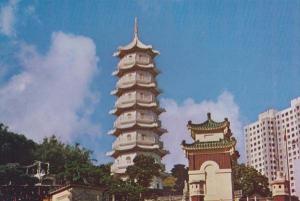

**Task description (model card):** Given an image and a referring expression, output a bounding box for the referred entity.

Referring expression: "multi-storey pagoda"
[182,113,238,201]
[107,18,168,189]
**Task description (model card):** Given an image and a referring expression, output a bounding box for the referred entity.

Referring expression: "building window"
[126,156,131,164]
[141,134,146,140]
[127,134,132,141]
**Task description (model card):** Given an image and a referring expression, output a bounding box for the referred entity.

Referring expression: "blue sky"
[0,0,300,168]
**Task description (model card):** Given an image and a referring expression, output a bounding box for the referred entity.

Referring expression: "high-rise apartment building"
[245,97,300,197]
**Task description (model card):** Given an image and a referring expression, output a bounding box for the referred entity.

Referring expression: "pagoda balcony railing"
[115,112,158,125]
[112,139,163,150]
[114,119,162,129]
[118,53,152,68]
[116,73,155,88]
[115,94,156,107]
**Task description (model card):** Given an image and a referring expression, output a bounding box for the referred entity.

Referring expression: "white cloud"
[0,32,100,142]
[160,91,244,171]
[0,0,19,36]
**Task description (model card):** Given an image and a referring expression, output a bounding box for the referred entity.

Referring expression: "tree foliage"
[34,135,100,185]
[233,163,271,197]
[162,176,177,191]
[0,123,36,165]
[126,155,161,188]
[0,124,111,187]
[171,164,188,194]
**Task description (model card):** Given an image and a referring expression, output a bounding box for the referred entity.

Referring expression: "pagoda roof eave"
[109,126,167,136]
[110,105,165,116]
[112,64,160,77]
[187,113,230,138]
[113,36,160,58]
[109,146,168,158]
[181,138,236,151]
[111,86,161,97]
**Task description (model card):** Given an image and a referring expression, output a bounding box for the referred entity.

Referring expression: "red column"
[191,195,204,201]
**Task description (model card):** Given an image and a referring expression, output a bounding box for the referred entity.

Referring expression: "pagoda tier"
[112,56,160,77]
[107,145,168,158]
[109,90,165,115]
[107,18,168,189]
[110,151,166,175]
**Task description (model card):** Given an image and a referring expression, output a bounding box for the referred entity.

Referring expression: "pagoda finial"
[207,112,211,120]
[134,17,138,38]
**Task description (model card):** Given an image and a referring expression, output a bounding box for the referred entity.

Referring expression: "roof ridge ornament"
[207,112,211,120]
[113,17,160,57]
[134,17,138,39]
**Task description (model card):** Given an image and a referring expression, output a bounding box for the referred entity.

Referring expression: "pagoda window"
[140,112,145,119]
[141,134,146,141]
[127,134,132,141]
[128,93,132,99]
[140,73,145,80]
[126,156,131,164]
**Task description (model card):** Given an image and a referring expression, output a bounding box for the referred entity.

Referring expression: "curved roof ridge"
[187,113,229,131]
[113,18,159,57]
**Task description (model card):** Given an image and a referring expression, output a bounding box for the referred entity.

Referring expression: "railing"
[116,73,154,88]
[118,53,152,67]
[114,113,158,126]
[115,93,156,107]
[112,139,163,149]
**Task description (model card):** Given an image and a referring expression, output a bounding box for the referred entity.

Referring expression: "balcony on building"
[118,52,153,68]
[112,131,163,150]
[113,90,157,108]
[117,71,156,88]
[113,110,161,129]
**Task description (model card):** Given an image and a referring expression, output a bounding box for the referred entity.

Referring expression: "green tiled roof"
[187,113,229,133]
[181,137,236,151]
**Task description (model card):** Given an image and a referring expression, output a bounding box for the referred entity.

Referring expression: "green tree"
[34,135,66,175]
[163,176,177,191]
[0,164,38,185]
[34,136,98,185]
[126,155,162,188]
[109,179,144,201]
[0,123,36,165]
[171,164,188,194]
[0,123,39,186]
[233,163,271,197]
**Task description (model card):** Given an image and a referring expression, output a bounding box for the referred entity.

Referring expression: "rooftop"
[113,18,159,58]
[187,113,230,138]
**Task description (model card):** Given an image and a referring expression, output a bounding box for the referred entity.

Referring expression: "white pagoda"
[107,18,168,189]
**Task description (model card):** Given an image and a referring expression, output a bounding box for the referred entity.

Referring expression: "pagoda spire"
[134,17,138,38]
